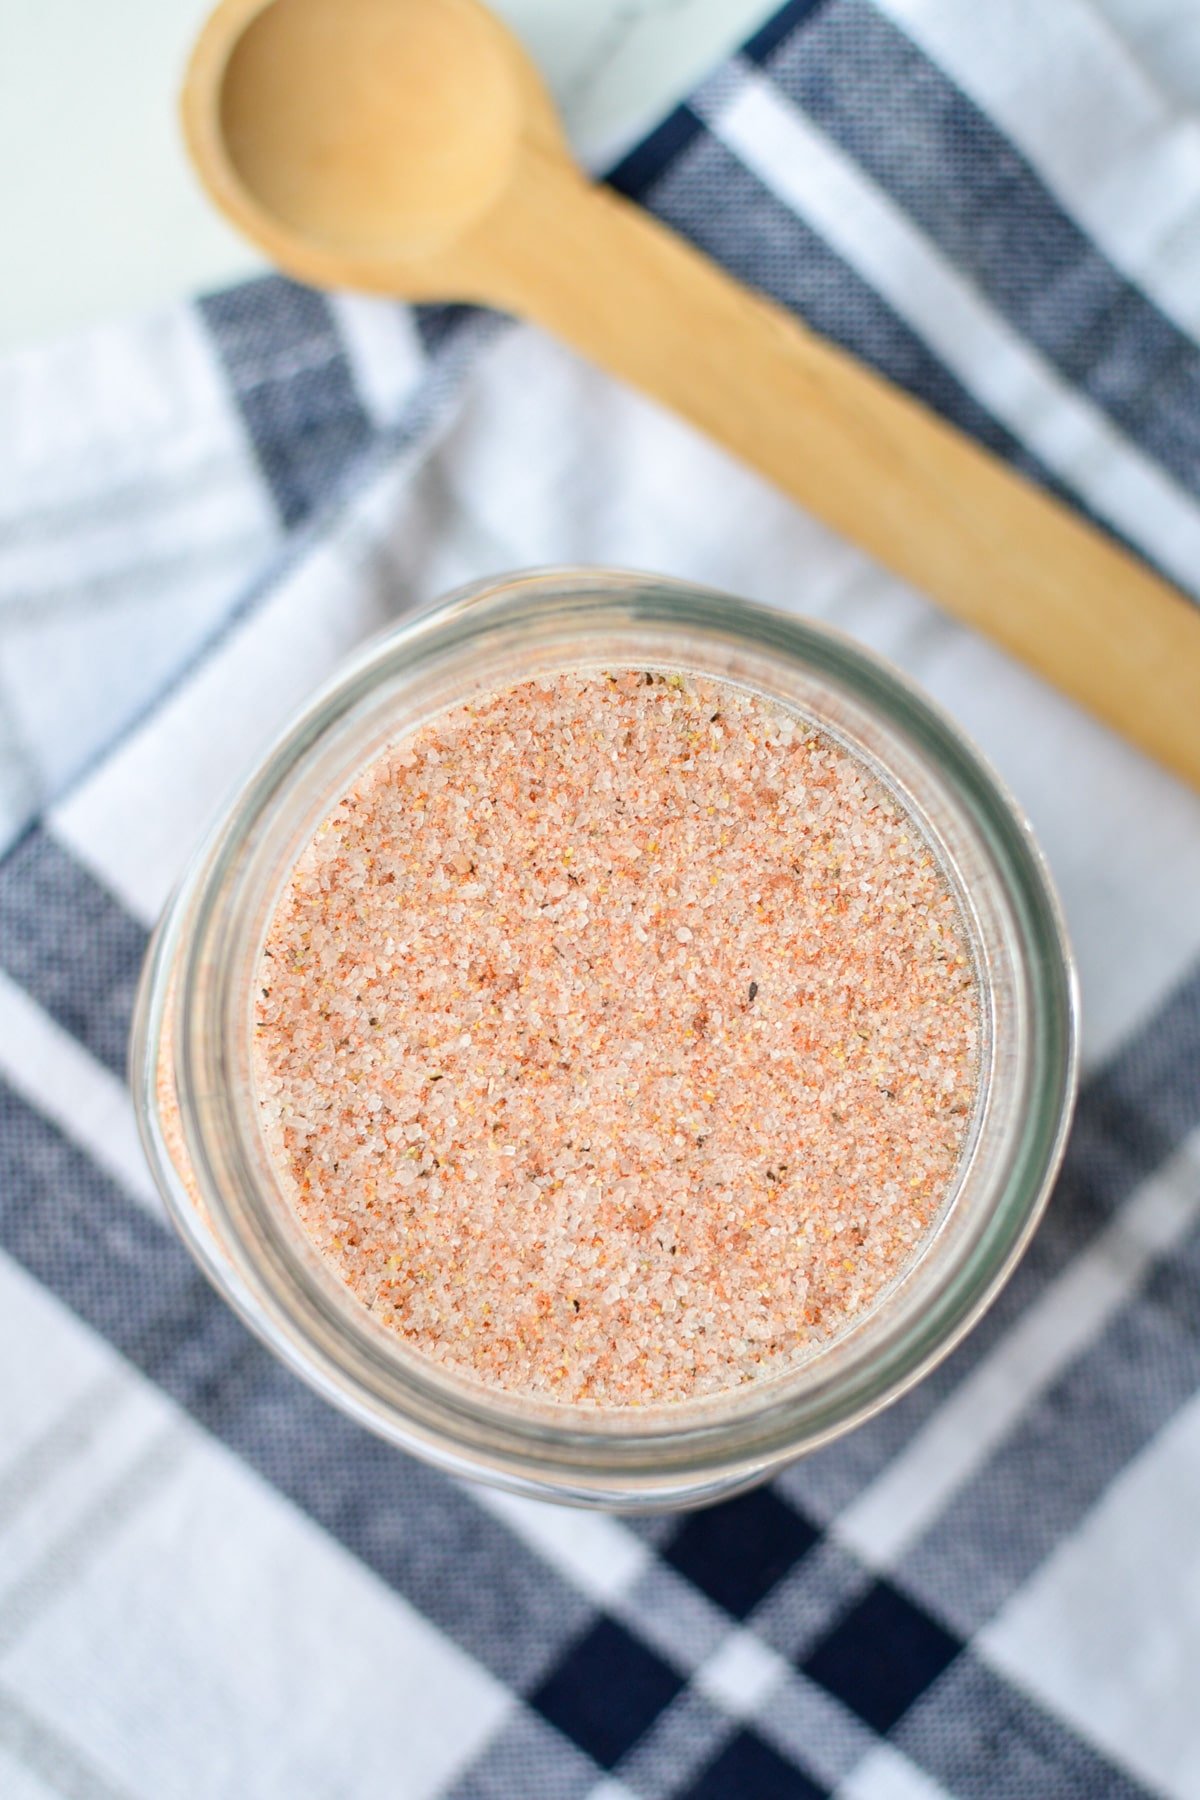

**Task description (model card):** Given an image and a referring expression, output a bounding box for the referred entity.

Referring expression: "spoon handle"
[482,167,1200,789]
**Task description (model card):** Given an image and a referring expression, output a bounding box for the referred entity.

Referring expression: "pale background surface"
[0,0,772,350]
[3,0,1197,352]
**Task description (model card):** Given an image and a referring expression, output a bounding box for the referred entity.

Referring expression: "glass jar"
[130,568,1077,1509]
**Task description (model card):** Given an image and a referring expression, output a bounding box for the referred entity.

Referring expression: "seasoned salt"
[253,671,979,1405]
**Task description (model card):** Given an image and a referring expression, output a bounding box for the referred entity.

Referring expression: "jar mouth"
[133,568,1078,1501]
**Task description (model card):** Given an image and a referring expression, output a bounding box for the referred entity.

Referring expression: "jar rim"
[132,567,1078,1503]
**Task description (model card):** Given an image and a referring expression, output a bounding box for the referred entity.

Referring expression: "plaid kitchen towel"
[4,0,1200,1794]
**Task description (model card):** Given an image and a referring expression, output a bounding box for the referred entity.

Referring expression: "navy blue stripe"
[0,1074,593,1693]
[803,1579,962,1733]
[530,1617,684,1769]
[199,276,374,530]
[608,104,707,200]
[683,1729,828,1800]
[664,1485,819,1618]
[0,825,148,1079]
[765,0,1200,522]
[743,0,832,67]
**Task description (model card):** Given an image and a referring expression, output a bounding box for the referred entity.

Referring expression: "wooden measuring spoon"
[183,0,1200,789]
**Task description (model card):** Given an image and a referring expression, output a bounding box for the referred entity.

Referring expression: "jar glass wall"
[130,569,1077,1509]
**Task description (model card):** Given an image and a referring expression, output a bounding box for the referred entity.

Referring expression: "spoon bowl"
[184,0,568,293]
